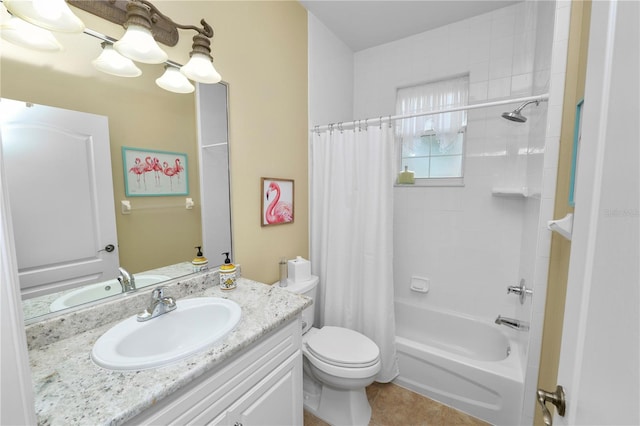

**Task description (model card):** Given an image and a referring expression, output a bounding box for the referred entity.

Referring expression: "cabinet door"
[223,352,302,426]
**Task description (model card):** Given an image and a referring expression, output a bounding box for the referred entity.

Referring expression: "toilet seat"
[306,326,380,368]
[302,327,382,380]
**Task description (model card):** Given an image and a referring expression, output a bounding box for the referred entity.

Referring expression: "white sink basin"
[49,274,170,312]
[91,297,241,371]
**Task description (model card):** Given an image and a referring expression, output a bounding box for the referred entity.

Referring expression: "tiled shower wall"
[352,2,569,423]
[353,2,549,322]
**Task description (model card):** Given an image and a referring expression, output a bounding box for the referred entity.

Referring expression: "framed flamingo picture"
[122,147,188,196]
[261,177,294,226]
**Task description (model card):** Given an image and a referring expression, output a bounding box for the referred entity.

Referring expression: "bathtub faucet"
[495,315,530,331]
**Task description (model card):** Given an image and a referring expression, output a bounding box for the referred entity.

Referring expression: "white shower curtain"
[310,124,399,382]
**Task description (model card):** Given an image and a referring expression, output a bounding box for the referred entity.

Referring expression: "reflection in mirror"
[0,23,232,322]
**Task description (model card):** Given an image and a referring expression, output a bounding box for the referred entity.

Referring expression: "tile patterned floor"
[303,382,490,426]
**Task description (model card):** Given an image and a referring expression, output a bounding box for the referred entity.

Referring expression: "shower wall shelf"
[492,187,530,197]
[547,213,573,240]
[491,187,542,198]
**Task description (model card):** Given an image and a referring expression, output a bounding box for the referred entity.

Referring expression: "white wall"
[354,2,544,321]
[308,13,354,127]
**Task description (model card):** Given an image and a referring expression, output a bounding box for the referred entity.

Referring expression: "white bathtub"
[393,299,524,426]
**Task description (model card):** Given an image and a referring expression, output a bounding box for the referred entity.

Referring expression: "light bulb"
[3,0,85,33]
[181,53,221,84]
[92,43,142,78]
[156,66,195,94]
[114,24,168,64]
[0,15,62,51]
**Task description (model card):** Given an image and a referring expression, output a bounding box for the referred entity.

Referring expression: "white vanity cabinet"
[126,318,303,426]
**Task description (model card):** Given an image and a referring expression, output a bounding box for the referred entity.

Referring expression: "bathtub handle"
[507,279,533,304]
[537,385,566,426]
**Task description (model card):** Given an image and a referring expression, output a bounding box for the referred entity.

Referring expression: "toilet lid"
[306,326,380,368]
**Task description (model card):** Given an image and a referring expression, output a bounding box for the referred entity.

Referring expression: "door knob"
[537,385,566,426]
[98,244,115,253]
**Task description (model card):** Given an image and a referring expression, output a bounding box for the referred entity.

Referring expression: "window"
[396,76,469,182]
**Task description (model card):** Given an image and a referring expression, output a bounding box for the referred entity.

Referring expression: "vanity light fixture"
[0,14,62,51]
[70,0,223,84]
[2,0,223,92]
[92,41,142,78]
[3,0,85,33]
[156,63,195,94]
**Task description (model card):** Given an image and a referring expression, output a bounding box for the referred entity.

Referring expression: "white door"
[0,99,119,298]
[542,1,639,425]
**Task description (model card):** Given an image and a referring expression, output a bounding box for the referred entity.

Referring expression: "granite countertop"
[27,274,310,425]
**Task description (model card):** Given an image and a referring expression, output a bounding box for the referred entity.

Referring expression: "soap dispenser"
[219,252,237,290]
[192,246,209,272]
[397,165,415,184]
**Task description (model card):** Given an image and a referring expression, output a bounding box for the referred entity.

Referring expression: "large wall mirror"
[0,17,232,322]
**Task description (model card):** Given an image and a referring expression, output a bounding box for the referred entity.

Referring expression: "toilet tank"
[279,275,318,334]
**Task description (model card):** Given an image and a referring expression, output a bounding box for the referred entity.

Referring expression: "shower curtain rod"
[311,93,549,133]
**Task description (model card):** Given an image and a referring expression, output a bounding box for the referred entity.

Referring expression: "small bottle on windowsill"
[397,166,415,184]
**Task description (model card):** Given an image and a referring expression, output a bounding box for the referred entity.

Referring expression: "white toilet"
[281,275,381,426]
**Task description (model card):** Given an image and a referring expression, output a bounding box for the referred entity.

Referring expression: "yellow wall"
[0,1,309,283]
[535,1,591,424]
[0,58,201,274]
[169,1,310,283]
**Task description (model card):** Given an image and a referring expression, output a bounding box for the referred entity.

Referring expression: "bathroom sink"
[91,297,241,371]
[49,274,170,312]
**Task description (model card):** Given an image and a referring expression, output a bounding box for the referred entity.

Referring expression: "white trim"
[564,1,617,421]
[555,1,632,424]
[1,143,37,424]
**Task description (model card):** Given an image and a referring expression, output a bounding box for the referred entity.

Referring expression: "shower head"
[501,100,542,123]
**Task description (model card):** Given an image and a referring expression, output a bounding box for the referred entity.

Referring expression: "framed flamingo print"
[123,147,189,196]
[261,177,294,226]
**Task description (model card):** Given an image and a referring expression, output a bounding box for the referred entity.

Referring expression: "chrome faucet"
[117,267,136,292]
[495,315,530,331]
[507,279,533,304]
[137,287,177,322]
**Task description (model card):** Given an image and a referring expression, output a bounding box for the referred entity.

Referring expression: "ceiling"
[299,0,520,52]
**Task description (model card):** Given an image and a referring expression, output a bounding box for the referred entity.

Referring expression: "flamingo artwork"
[264,181,293,225]
[162,161,179,190]
[142,156,160,186]
[151,157,162,185]
[124,148,188,196]
[174,158,184,182]
[128,157,147,189]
